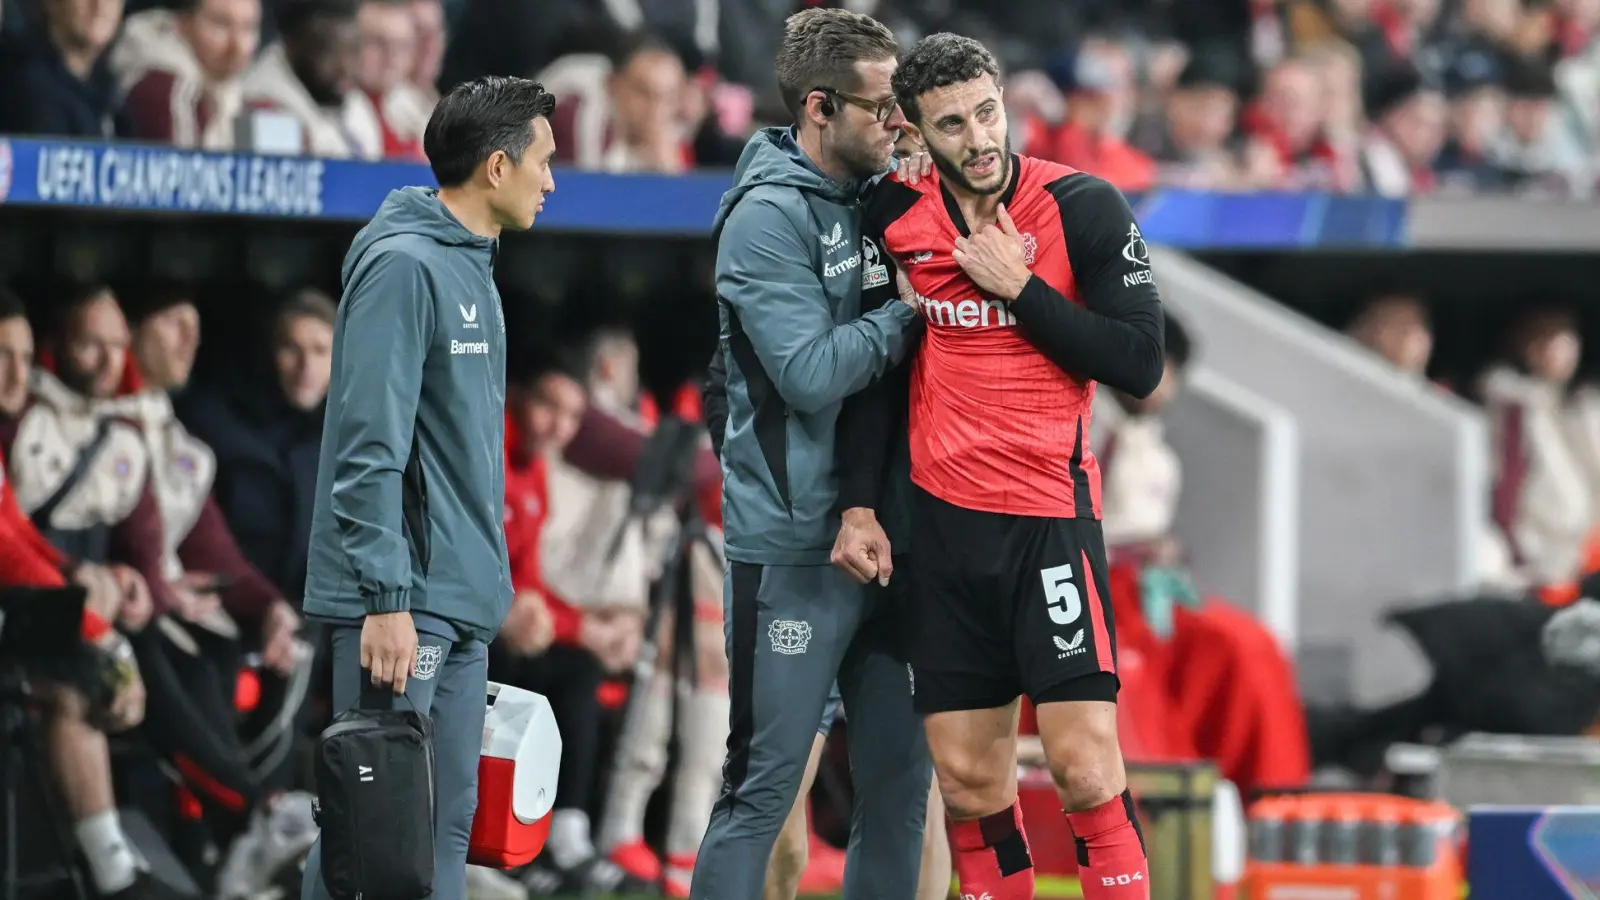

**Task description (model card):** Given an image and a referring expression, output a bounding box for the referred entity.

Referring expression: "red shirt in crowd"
[1035,122,1158,194]
[504,420,583,644]
[367,91,425,160]
[0,447,111,640]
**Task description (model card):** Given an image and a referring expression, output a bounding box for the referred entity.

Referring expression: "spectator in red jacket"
[494,344,650,893]
[500,348,589,653]
[1032,38,1157,192]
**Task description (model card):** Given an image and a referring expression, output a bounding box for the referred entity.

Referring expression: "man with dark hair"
[298,75,557,900]
[839,32,1163,900]
[694,8,934,900]
[241,0,363,155]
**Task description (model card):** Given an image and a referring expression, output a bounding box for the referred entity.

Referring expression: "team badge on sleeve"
[861,238,890,289]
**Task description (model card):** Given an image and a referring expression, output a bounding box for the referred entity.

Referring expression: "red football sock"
[1066,790,1150,899]
[947,804,1035,900]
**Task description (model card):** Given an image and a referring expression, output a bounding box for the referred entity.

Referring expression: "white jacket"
[241,43,366,158]
[10,371,151,534]
[1482,366,1594,585]
[1092,396,1182,549]
[109,9,244,150]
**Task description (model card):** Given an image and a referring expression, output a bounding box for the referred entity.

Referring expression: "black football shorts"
[907,485,1119,715]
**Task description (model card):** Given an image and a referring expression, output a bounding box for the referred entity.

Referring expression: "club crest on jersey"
[1020,232,1037,266]
[861,238,889,289]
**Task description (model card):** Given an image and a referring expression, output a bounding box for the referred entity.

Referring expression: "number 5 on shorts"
[1040,564,1082,625]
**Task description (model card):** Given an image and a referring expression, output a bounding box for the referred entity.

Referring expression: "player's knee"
[1044,719,1124,811]
[934,754,1011,819]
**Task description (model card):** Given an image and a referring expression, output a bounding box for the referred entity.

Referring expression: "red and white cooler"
[468,682,562,868]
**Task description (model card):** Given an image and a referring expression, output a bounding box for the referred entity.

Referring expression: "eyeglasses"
[812,87,899,123]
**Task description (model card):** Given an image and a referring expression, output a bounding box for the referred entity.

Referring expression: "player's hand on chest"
[951,203,1033,300]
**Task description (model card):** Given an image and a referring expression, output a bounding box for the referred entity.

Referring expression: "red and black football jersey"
[844,155,1164,521]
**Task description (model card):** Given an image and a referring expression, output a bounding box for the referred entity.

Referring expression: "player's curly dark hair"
[774,8,898,120]
[891,33,1001,125]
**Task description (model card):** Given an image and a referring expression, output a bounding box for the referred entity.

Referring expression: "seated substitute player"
[837,33,1165,900]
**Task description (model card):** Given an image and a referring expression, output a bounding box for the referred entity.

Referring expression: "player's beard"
[931,135,1012,195]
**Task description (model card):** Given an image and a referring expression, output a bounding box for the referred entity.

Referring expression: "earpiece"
[818,96,836,116]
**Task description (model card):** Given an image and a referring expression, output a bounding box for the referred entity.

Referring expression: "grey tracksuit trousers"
[690,562,930,900]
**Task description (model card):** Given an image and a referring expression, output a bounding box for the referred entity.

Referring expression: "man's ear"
[802,90,830,129]
[484,149,508,187]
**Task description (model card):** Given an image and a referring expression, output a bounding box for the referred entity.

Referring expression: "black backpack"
[313,679,436,899]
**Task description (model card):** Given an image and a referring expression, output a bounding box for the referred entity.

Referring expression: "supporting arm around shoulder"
[717,196,920,414]
[328,250,435,615]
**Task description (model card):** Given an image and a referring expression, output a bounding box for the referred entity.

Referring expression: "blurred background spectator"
[112,0,261,149]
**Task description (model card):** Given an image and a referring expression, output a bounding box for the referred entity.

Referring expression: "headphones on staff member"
[812,88,836,117]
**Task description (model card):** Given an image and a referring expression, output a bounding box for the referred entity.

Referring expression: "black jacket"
[178,386,323,603]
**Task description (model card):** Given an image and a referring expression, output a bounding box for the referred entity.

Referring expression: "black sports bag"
[313,677,436,899]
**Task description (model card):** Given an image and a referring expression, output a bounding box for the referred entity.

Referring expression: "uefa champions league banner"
[0,135,1409,246]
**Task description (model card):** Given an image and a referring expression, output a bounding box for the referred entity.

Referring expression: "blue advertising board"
[1468,806,1600,899]
[0,135,1408,248]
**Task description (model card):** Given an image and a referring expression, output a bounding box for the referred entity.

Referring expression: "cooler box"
[468,682,562,869]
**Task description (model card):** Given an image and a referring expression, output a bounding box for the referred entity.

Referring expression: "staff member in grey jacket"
[298,75,558,900]
[691,10,931,900]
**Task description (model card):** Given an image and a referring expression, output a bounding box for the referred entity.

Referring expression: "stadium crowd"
[2,0,1600,194]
